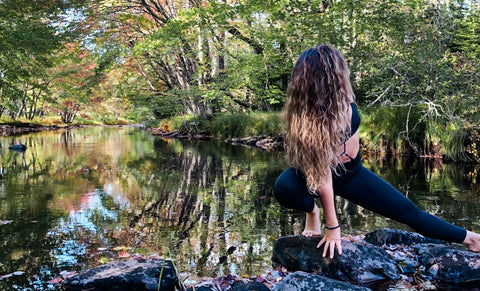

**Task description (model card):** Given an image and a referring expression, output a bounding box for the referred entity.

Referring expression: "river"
[0,126,479,290]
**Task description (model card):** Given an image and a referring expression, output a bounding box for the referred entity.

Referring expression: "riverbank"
[0,123,82,136]
[0,122,135,136]
[151,106,480,162]
[148,127,284,151]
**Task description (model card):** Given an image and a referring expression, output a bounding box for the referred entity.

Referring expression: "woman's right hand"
[317,227,342,259]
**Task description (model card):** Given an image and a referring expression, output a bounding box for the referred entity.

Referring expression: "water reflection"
[0,126,479,290]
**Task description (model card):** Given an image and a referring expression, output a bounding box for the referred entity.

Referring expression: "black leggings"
[274,155,467,243]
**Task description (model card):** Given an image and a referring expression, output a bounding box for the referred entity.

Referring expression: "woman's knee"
[275,167,302,191]
[274,169,298,200]
[274,168,313,212]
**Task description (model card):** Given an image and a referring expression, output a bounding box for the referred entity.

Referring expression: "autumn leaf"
[48,277,63,284]
[118,250,131,258]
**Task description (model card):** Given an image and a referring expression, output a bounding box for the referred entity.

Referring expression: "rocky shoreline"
[62,228,480,290]
[149,128,284,151]
[0,123,81,136]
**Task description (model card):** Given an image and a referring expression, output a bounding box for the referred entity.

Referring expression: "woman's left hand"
[317,228,342,259]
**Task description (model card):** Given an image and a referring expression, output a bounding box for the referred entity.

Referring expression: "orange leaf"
[49,277,62,284]
[118,250,131,258]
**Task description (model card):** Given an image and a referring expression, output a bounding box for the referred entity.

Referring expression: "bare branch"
[367,85,391,107]
[227,27,264,55]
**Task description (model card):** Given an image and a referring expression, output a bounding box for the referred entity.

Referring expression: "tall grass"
[208,111,283,138]
[0,116,61,126]
[157,111,283,138]
[359,104,475,161]
[0,114,123,126]
[441,125,468,161]
[359,105,426,156]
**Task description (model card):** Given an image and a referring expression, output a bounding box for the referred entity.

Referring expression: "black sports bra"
[340,102,360,160]
[349,102,360,138]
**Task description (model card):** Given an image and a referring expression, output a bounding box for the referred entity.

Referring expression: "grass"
[156,111,284,138]
[209,111,283,138]
[0,113,130,127]
[157,259,166,291]
[0,116,61,126]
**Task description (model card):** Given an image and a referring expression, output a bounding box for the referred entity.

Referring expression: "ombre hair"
[283,44,354,191]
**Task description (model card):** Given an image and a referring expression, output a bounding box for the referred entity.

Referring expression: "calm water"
[0,126,479,290]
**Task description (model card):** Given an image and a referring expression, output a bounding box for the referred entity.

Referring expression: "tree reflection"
[0,127,479,290]
[113,138,288,277]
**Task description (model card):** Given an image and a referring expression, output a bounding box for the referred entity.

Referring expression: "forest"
[1,0,480,160]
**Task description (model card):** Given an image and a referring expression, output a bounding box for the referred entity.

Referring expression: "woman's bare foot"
[302,204,322,237]
[463,230,480,252]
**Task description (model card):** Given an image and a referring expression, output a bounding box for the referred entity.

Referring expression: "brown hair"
[283,44,354,191]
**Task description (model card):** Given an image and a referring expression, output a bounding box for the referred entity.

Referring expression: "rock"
[414,243,480,283]
[255,138,274,150]
[245,138,259,146]
[62,258,178,291]
[272,271,371,291]
[256,137,284,151]
[231,280,270,291]
[224,136,283,150]
[8,144,27,152]
[364,228,445,246]
[271,235,399,283]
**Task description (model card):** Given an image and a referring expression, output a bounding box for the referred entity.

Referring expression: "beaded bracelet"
[325,223,341,230]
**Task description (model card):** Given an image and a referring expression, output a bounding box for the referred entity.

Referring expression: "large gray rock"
[62,258,178,291]
[414,243,480,283]
[271,235,399,283]
[364,228,445,246]
[273,271,371,291]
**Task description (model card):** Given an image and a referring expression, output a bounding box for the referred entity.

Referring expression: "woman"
[274,44,480,259]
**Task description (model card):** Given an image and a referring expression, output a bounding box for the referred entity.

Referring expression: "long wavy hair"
[283,44,354,191]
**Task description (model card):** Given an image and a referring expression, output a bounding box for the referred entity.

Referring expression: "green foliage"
[2,0,480,158]
[0,0,87,120]
[359,104,426,155]
[463,127,480,163]
[156,111,283,139]
[157,114,204,133]
[450,1,480,59]
[208,111,283,138]
[73,114,102,126]
[438,123,468,161]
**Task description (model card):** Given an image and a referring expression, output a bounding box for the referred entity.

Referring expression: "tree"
[0,0,88,120]
[48,44,98,123]
[70,0,480,156]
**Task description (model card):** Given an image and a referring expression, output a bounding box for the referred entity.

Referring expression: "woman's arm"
[317,169,343,258]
